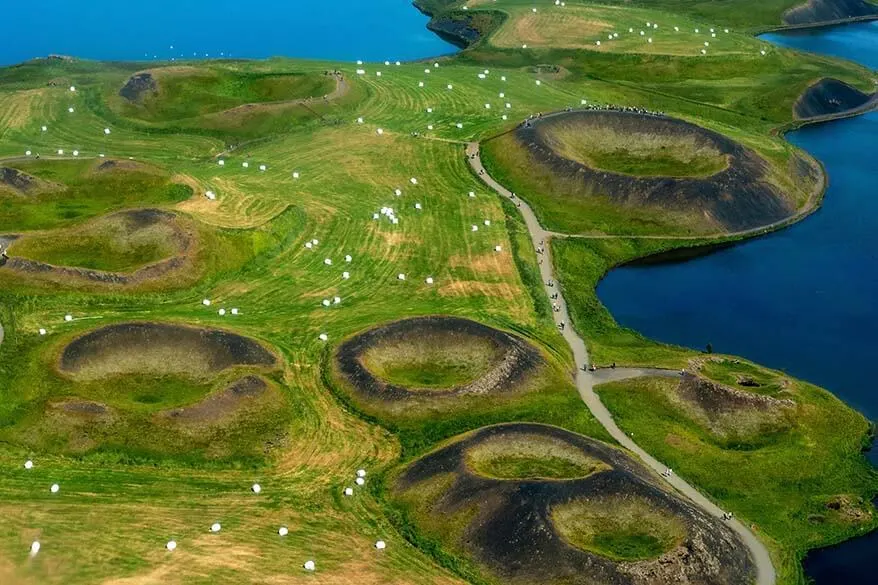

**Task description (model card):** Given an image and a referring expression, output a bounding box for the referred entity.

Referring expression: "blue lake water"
[762,21,878,69]
[597,21,878,585]
[0,0,457,67]
[599,23,878,424]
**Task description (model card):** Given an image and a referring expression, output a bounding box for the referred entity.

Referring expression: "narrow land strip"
[466,141,777,585]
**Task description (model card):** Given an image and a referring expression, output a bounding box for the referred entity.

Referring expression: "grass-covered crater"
[464,430,609,480]
[482,110,815,235]
[393,423,755,585]
[552,495,687,561]
[0,322,287,461]
[335,316,543,401]
[8,208,186,273]
[113,66,337,123]
[59,321,277,380]
[360,326,507,389]
[0,158,191,232]
[541,116,729,178]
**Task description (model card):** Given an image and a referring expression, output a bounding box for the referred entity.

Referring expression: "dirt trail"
[467,141,777,585]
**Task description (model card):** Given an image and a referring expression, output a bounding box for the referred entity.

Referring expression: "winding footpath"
[466,142,776,585]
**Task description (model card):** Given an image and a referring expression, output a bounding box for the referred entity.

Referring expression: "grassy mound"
[0,166,62,196]
[552,495,686,561]
[671,373,795,447]
[393,423,755,585]
[0,159,191,232]
[8,373,288,461]
[0,323,284,461]
[465,431,608,480]
[59,322,277,381]
[595,367,877,580]
[114,67,336,123]
[8,209,182,272]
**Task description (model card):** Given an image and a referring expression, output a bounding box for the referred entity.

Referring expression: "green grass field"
[552,495,686,561]
[111,68,336,123]
[0,2,876,584]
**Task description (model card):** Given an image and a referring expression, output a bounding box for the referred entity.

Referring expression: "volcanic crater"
[394,423,756,585]
[335,316,544,402]
[515,110,797,232]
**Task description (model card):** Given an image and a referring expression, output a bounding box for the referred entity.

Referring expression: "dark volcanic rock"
[795,78,873,119]
[0,167,40,194]
[119,72,157,102]
[396,423,756,585]
[784,0,878,25]
[428,16,483,48]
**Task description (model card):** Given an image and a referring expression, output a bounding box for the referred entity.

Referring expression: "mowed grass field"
[486,1,767,56]
[0,56,592,584]
[0,4,876,584]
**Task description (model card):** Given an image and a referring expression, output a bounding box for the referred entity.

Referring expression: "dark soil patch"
[59,322,277,380]
[1,208,195,286]
[395,423,755,585]
[0,167,58,195]
[159,375,270,424]
[119,72,157,103]
[783,0,878,26]
[335,316,543,402]
[52,399,111,416]
[515,110,794,232]
[92,159,159,175]
[794,78,873,119]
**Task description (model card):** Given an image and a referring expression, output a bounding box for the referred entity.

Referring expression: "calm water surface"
[598,21,878,585]
[0,0,456,66]
[599,22,878,423]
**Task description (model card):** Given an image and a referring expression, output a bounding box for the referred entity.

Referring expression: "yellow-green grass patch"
[8,209,181,273]
[360,328,506,389]
[552,495,686,561]
[112,66,337,123]
[542,116,729,178]
[465,431,610,480]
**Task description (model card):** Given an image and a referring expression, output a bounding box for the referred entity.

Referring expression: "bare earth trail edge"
[466,141,777,585]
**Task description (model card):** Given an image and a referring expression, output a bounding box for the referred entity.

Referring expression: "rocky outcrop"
[119,72,157,103]
[795,78,874,119]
